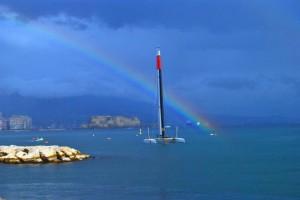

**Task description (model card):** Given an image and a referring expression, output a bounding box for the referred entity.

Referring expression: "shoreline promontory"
[0,145,90,164]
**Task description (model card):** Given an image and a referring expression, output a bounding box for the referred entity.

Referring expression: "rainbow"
[6,16,215,131]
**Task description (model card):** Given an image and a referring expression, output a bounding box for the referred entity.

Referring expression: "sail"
[156,48,165,138]
[144,48,186,144]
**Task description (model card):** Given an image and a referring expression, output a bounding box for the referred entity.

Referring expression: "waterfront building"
[0,117,8,130]
[9,115,32,130]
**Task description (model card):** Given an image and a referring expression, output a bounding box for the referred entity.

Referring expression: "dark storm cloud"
[0,0,300,121]
[53,17,88,30]
[0,0,272,31]
[206,78,258,90]
[280,76,300,95]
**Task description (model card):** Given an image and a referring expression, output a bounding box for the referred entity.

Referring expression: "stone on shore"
[0,145,90,164]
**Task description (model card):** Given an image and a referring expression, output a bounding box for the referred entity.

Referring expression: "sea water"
[0,126,300,200]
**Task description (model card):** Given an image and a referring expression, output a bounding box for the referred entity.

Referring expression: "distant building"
[9,115,32,130]
[0,116,8,130]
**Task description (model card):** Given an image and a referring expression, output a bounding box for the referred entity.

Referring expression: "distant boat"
[144,48,185,144]
[210,131,217,136]
[32,137,44,142]
[139,128,143,135]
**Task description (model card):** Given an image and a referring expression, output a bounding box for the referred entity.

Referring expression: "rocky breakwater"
[0,145,90,164]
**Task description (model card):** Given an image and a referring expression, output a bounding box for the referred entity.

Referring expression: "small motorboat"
[32,137,44,142]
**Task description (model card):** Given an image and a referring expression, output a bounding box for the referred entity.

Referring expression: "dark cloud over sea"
[0,0,299,122]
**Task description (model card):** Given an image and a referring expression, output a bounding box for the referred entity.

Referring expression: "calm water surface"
[0,126,300,200]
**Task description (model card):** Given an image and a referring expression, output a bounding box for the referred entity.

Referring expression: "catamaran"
[144,48,186,144]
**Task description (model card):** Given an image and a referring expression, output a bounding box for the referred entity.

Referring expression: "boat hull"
[144,137,185,144]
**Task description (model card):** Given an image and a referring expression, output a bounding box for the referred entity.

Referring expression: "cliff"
[88,115,140,128]
[0,145,90,164]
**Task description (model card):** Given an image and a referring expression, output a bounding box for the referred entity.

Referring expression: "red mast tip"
[156,48,162,70]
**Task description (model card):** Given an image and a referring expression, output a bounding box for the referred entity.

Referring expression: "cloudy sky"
[0,0,299,122]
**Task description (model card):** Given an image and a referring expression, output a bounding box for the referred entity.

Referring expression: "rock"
[39,146,60,162]
[15,148,42,163]
[0,145,90,164]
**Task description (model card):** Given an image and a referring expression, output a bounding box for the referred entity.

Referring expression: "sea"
[0,126,300,200]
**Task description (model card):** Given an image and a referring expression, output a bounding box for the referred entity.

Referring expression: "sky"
[0,0,299,123]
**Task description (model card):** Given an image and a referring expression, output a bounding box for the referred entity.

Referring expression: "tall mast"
[156,48,166,138]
